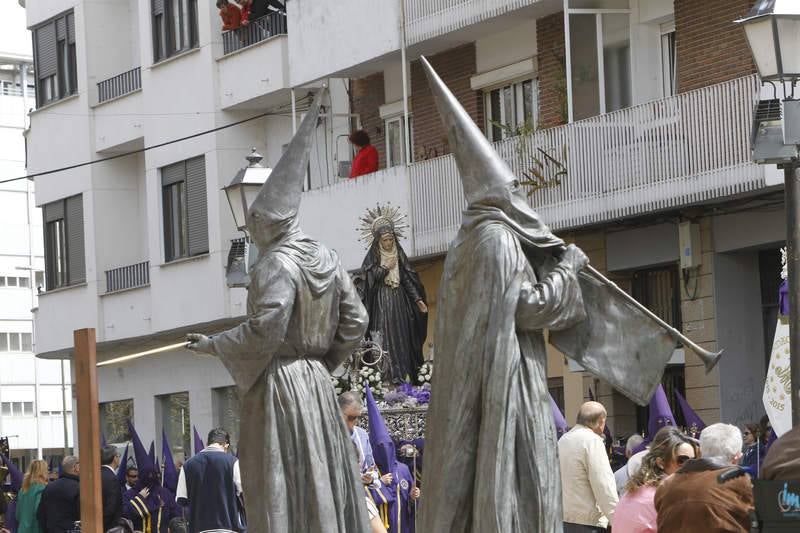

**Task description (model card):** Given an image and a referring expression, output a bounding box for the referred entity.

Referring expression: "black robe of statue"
[358,240,427,383]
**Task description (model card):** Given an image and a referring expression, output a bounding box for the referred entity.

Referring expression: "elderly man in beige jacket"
[558,401,618,533]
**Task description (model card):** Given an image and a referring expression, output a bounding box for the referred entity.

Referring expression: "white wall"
[475,19,538,74]
[0,1,32,61]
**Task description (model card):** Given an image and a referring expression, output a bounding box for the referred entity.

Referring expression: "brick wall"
[350,72,387,169]
[410,43,483,160]
[675,0,756,93]
[536,12,567,129]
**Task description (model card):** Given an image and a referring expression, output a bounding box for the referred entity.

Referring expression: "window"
[632,265,681,329]
[7,276,17,287]
[660,23,676,98]
[100,399,134,444]
[567,10,631,120]
[385,116,414,168]
[43,194,85,290]
[161,156,208,262]
[484,79,538,142]
[212,387,241,447]
[35,271,45,291]
[0,333,32,353]
[1,402,35,417]
[152,0,199,63]
[32,11,77,107]
[157,392,190,457]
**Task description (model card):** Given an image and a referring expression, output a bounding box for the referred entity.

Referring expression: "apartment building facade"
[1,1,73,468]
[23,0,782,450]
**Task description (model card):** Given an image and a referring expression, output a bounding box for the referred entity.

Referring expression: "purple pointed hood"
[193,426,204,456]
[675,390,705,438]
[780,279,789,316]
[116,444,130,486]
[365,386,396,475]
[148,440,156,464]
[549,394,569,438]
[2,456,23,492]
[161,429,179,494]
[648,385,676,439]
[127,421,159,490]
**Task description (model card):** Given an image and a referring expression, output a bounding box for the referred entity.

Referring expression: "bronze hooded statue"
[415,57,709,532]
[187,90,370,533]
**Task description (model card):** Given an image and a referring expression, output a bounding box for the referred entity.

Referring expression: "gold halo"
[357,203,409,248]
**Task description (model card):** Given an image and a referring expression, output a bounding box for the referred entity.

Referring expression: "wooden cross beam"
[74,328,103,533]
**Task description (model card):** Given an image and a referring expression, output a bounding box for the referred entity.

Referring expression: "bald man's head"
[576,401,607,434]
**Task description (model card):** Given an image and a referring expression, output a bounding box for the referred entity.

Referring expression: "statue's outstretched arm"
[324,265,368,371]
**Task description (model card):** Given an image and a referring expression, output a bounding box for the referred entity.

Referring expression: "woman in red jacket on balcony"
[349,129,379,179]
[217,0,242,31]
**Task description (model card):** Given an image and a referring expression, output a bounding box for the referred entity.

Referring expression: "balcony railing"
[105,261,149,293]
[403,0,544,44]
[408,75,764,256]
[222,12,288,56]
[97,67,141,104]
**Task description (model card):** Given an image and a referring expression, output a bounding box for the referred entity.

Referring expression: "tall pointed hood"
[193,426,205,455]
[549,394,569,439]
[127,421,161,497]
[647,384,676,439]
[675,390,706,438]
[419,56,562,251]
[247,89,326,228]
[148,440,156,464]
[161,429,179,493]
[116,444,130,486]
[2,456,23,492]
[419,56,515,204]
[365,386,396,475]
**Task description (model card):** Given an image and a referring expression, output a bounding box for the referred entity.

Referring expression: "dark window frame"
[152,0,199,63]
[32,9,77,107]
[43,194,84,290]
[160,156,208,262]
[163,180,188,262]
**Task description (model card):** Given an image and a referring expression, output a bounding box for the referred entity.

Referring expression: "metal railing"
[408,75,765,256]
[105,261,149,293]
[97,67,141,104]
[222,11,288,55]
[403,0,543,44]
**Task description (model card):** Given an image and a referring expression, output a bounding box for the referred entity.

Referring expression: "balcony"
[218,13,290,109]
[104,261,150,293]
[403,0,553,45]
[97,67,141,104]
[222,12,287,55]
[94,69,144,153]
[301,75,766,259]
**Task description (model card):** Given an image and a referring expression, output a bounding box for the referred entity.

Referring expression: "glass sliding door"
[569,14,601,121]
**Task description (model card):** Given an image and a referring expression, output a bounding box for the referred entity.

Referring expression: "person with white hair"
[654,423,754,532]
[613,434,645,496]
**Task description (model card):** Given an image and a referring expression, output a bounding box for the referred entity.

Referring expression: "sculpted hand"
[416,300,428,313]
[560,244,589,272]
[381,473,393,486]
[186,333,214,354]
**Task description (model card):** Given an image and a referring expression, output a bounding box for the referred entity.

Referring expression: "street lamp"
[223,149,270,287]
[223,148,271,232]
[738,0,800,427]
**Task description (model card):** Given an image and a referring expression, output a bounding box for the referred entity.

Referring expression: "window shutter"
[185,156,208,256]
[65,194,85,284]
[161,161,186,186]
[35,23,57,79]
[56,17,66,41]
[153,0,165,15]
[43,200,64,223]
[67,13,76,44]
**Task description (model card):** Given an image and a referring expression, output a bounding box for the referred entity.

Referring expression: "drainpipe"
[400,0,411,166]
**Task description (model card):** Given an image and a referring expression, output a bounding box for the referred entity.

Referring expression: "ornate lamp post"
[223,148,271,232]
[737,0,800,426]
[223,149,271,287]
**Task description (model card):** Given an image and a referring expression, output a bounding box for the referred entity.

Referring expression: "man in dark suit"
[101,445,123,531]
[38,456,81,533]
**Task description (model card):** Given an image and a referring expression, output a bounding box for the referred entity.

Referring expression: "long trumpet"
[583,264,722,373]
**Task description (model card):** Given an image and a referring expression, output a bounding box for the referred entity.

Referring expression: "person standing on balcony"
[349,130,379,178]
[217,0,242,31]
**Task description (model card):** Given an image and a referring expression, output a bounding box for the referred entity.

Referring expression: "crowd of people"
[0,428,242,533]
[557,401,800,532]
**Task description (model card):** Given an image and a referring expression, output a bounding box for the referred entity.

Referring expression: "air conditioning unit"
[226,237,250,288]
[751,99,799,164]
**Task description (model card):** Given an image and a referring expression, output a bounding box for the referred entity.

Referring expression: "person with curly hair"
[612,426,697,532]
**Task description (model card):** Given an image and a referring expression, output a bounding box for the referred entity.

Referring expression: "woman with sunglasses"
[612,426,698,532]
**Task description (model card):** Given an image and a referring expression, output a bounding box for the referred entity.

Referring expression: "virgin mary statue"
[356,205,428,383]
